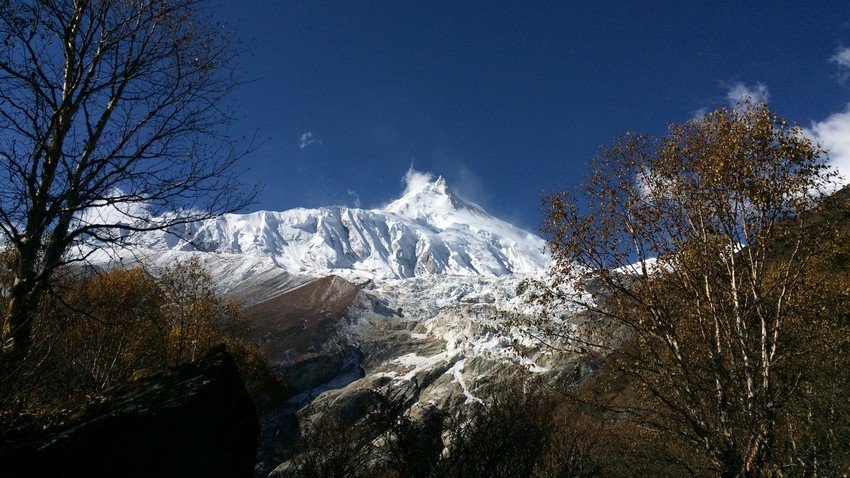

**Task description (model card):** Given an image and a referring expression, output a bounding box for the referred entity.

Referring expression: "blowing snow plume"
[400,167,436,196]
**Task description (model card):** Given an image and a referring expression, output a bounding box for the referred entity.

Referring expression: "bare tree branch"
[0,0,256,357]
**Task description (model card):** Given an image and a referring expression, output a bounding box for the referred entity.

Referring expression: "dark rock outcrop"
[0,346,259,478]
[244,275,360,362]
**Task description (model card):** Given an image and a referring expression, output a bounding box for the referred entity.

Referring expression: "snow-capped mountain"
[87,170,586,476]
[131,170,549,279]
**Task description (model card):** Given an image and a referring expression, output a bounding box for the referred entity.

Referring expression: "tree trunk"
[718,441,774,478]
[2,243,43,359]
[719,451,746,478]
[3,289,36,358]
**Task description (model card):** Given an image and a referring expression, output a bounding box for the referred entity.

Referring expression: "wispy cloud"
[725,82,771,107]
[690,82,771,120]
[347,189,362,208]
[690,107,709,120]
[830,46,850,82]
[806,105,850,185]
[452,163,491,210]
[299,132,322,150]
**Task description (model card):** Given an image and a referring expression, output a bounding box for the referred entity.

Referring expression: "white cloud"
[830,46,850,82]
[726,82,771,107]
[347,189,361,208]
[689,82,770,119]
[401,166,435,196]
[690,107,708,120]
[73,189,153,243]
[807,104,850,185]
[299,132,322,150]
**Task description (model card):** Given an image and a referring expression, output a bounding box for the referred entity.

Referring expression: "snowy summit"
[129,169,550,279]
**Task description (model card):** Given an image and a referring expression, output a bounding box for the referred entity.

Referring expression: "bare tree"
[540,104,850,476]
[0,0,254,357]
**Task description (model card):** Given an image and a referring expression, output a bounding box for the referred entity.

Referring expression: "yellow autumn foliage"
[0,256,283,418]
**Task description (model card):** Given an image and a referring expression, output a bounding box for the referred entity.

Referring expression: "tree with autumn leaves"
[541,104,850,477]
[0,257,283,424]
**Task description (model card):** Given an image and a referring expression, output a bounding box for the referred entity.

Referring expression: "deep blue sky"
[213,1,850,232]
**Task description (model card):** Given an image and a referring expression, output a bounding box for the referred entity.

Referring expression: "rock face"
[243,274,367,402]
[245,275,360,362]
[290,273,582,428]
[0,346,259,478]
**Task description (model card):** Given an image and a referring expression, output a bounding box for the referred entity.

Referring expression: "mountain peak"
[385,169,485,219]
[109,166,549,279]
[434,175,447,189]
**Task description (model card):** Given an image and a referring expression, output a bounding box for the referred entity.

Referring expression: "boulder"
[0,346,259,478]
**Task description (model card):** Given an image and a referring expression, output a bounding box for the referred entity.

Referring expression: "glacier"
[115,171,549,279]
